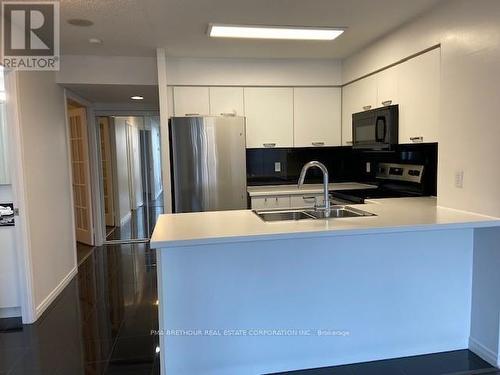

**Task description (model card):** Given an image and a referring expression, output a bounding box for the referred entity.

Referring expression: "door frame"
[67,104,95,246]
[65,90,104,246]
[93,110,159,245]
[97,117,116,227]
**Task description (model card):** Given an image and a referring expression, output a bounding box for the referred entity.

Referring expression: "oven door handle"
[375,116,387,142]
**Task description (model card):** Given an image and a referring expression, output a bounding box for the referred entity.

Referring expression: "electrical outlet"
[454,170,464,188]
[366,162,371,173]
[274,162,281,173]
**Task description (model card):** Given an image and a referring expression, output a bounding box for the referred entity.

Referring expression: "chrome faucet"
[298,161,331,218]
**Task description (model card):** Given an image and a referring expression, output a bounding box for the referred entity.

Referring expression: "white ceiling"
[64,84,159,106]
[61,0,441,59]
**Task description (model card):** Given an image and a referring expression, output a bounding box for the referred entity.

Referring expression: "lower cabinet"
[251,196,291,210]
[290,194,324,208]
[251,194,324,210]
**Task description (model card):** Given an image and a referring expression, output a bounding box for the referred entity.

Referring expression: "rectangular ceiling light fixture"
[208,24,345,41]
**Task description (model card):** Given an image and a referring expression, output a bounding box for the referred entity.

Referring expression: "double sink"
[254,206,375,222]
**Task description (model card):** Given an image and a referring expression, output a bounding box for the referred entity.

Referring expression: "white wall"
[113,116,145,223]
[342,0,500,217]
[166,57,342,86]
[128,119,144,209]
[114,118,132,224]
[471,227,500,367]
[56,55,157,85]
[147,116,163,200]
[16,71,77,316]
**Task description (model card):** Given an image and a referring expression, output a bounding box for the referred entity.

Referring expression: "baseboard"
[35,266,78,320]
[469,336,499,367]
[120,211,132,226]
[0,306,21,318]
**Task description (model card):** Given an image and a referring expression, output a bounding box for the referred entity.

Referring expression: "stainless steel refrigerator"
[170,116,247,213]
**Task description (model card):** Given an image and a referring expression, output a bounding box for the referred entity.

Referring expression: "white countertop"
[150,197,500,248]
[247,182,377,197]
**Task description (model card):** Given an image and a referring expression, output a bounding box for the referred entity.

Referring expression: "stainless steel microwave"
[352,105,398,150]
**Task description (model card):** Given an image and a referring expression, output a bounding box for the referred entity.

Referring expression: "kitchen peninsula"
[151,197,500,375]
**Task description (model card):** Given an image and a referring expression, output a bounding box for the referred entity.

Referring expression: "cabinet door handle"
[263,143,276,148]
[185,113,200,116]
[311,142,325,146]
[381,100,392,106]
[362,105,372,111]
[346,140,353,145]
[302,196,316,202]
[410,136,423,143]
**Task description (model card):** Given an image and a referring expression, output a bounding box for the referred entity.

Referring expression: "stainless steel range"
[330,163,427,204]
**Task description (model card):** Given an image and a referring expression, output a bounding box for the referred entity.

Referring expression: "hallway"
[106,195,164,242]
[0,244,160,374]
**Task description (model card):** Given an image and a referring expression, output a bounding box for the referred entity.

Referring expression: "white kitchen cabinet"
[398,48,440,144]
[251,195,291,210]
[376,64,399,107]
[209,87,245,116]
[243,88,294,148]
[341,75,377,146]
[173,87,210,116]
[341,48,440,146]
[293,88,341,147]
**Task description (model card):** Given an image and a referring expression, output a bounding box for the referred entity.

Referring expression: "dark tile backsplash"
[247,143,438,195]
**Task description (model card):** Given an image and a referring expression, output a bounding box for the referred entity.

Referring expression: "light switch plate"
[366,162,371,173]
[454,170,464,188]
[274,162,281,173]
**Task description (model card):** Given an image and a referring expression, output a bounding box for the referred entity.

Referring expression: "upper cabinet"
[376,65,399,107]
[341,48,440,146]
[209,87,244,116]
[244,88,294,148]
[294,88,341,147]
[398,48,440,144]
[341,75,377,145]
[173,87,210,116]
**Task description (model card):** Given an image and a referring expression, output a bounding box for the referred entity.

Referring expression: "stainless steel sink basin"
[253,210,315,222]
[305,206,376,219]
[253,206,375,222]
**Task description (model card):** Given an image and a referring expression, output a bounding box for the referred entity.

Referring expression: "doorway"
[67,99,94,247]
[97,115,163,243]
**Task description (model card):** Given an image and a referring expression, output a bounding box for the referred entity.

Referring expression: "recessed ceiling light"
[89,38,103,44]
[131,96,144,100]
[208,24,345,41]
[67,18,94,27]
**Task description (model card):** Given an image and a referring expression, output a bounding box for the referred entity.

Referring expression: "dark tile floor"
[269,350,498,375]
[106,195,164,242]
[0,243,159,375]
[1,242,499,375]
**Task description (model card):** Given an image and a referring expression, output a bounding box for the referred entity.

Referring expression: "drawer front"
[251,196,291,209]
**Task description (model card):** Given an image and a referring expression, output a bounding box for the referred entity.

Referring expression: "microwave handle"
[375,116,387,142]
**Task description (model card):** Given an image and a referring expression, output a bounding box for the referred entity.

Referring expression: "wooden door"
[98,117,115,227]
[68,107,94,245]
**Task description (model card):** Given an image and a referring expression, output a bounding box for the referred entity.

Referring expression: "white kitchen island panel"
[156,228,474,375]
